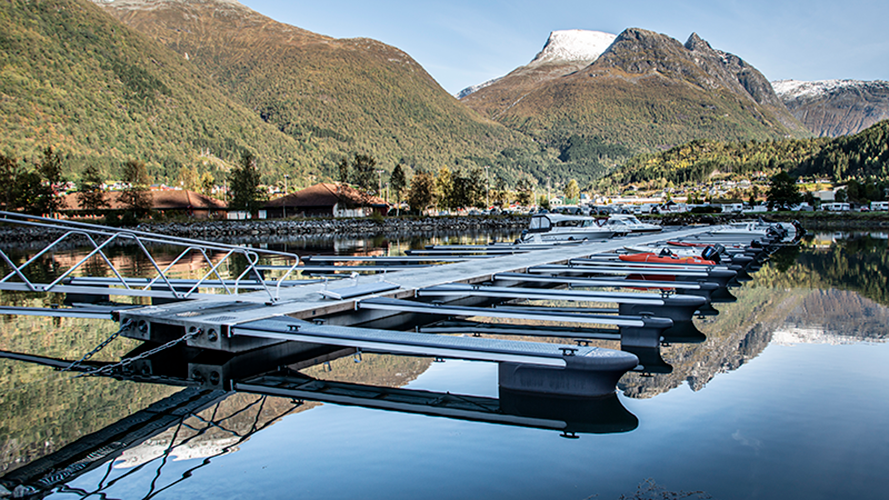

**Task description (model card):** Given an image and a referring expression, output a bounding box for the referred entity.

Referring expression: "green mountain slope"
[797,119,889,179]
[0,0,311,181]
[462,29,810,180]
[96,0,540,181]
[597,119,888,190]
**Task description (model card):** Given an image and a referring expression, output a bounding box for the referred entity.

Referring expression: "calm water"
[1,230,888,499]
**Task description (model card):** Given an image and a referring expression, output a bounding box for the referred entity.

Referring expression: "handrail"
[0,211,300,303]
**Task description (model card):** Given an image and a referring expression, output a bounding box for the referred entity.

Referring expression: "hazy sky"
[239,0,889,95]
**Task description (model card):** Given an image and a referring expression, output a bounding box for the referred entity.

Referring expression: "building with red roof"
[62,190,227,218]
[264,183,388,218]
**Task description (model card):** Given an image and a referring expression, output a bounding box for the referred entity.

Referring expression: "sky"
[238,0,889,96]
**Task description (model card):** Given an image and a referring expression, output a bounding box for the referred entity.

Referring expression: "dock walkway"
[118,227,712,337]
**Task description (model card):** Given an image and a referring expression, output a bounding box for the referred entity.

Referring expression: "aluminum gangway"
[105,227,711,339]
[0,214,718,395]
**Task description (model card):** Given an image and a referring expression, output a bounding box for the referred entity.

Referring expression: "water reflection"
[619,232,889,400]
[0,340,639,497]
[1,230,888,499]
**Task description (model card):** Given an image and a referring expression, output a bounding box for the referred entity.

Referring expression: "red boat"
[619,252,717,266]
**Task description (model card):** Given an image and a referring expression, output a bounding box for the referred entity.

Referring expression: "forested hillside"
[0,0,310,182]
[797,119,889,179]
[96,0,543,184]
[596,120,888,190]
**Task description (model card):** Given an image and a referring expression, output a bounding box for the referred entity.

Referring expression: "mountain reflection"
[619,232,889,399]
[0,346,641,497]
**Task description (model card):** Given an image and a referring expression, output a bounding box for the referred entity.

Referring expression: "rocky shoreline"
[0,216,531,248]
[135,215,530,240]
[0,213,886,249]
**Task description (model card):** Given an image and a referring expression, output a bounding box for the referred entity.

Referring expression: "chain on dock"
[74,327,202,379]
[60,319,132,373]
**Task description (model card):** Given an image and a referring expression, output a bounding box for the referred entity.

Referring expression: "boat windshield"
[606,215,644,226]
[555,220,581,228]
[528,215,551,231]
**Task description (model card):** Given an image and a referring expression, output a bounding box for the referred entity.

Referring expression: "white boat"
[676,220,800,245]
[600,214,662,235]
[520,213,616,243]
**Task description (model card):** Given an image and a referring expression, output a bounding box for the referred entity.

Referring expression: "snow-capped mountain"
[528,29,616,66]
[459,28,807,155]
[455,77,503,99]
[772,79,889,137]
[456,29,615,98]
[773,79,885,99]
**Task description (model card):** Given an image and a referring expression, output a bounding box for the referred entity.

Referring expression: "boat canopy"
[528,214,603,233]
[603,214,644,226]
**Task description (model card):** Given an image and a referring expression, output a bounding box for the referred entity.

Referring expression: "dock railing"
[0,211,301,303]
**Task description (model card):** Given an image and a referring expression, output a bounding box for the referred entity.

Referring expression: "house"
[263,183,388,218]
[62,190,227,218]
[813,190,836,202]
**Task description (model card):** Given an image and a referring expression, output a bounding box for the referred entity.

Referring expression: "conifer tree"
[337,157,350,185]
[199,172,215,198]
[77,164,109,215]
[349,154,377,195]
[37,147,66,216]
[228,151,265,214]
[120,159,152,216]
[390,164,407,203]
[0,153,19,211]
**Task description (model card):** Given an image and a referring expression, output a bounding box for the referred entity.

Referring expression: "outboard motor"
[701,245,721,264]
[516,229,529,244]
[792,220,805,241]
[658,248,674,257]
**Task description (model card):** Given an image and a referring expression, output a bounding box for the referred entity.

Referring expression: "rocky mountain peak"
[594,27,694,76]
[772,79,889,136]
[684,32,712,52]
[596,28,786,110]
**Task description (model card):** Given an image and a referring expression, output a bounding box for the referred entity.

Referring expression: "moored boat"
[520,213,616,243]
[599,214,662,235]
[619,252,717,266]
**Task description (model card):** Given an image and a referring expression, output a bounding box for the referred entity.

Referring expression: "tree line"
[0,146,163,224]
[595,120,889,193]
[0,145,268,224]
[339,158,582,214]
